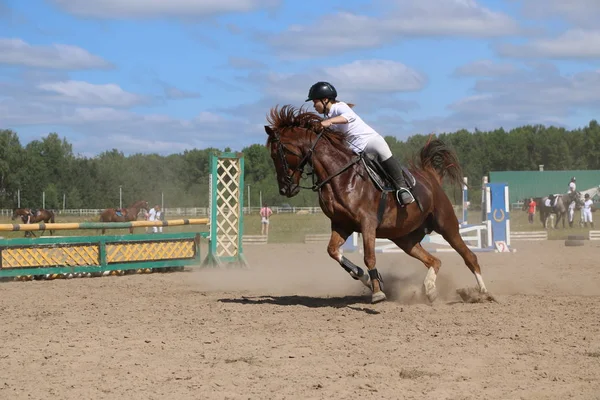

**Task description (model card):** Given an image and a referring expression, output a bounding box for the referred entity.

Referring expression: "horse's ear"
[264,126,274,136]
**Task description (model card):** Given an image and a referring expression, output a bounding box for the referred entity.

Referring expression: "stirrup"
[395,188,415,206]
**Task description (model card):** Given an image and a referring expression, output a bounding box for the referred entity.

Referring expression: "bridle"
[269,127,360,193]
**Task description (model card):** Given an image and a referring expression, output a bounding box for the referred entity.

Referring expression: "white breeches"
[364,135,393,162]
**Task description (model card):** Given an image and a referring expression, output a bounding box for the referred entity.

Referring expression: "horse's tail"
[50,211,55,224]
[418,137,463,188]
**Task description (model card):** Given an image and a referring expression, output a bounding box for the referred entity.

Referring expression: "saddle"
[115,209,127,217]
[360,153,417,193]
[359,153,422,218]
[546,194,560,208]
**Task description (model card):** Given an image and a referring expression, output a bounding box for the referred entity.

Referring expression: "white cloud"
[50,0,280,18]
[497,29,600,59]
[410,64,600,134]
[0,98,260,155]
[0,38,112,69]
[228,56,266,70]
[453,59,518,77]
[267,0,521,58]
[163,86,201,100]
[37,81,145,107]
[253,59,426,105]
[323,60,426,92]
[518,0,600,29]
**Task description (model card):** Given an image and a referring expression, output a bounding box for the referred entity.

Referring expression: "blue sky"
[1,0,599,156]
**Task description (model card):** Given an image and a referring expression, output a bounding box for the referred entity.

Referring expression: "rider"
[567,176,577,202]
[305,81,414,206]
[26,208,37,224]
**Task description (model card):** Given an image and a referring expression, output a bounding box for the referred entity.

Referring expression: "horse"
[11,208,56,237]
[264,105,492,304]
[538,192,583,229]
[98,200,149,234]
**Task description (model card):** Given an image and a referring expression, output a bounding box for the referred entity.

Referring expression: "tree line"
[1,120,599,210]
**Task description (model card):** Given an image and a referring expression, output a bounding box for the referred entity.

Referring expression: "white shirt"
[569,182,576,192]
[326,102,380,152]
[148,208,157,221]
[583,199,593,211]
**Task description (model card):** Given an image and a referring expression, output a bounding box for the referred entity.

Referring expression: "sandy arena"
[1,240,599,399]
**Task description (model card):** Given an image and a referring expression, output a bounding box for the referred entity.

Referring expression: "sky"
[1,0,599,157]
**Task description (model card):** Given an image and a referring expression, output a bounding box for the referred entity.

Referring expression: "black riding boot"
[381,157,414,206]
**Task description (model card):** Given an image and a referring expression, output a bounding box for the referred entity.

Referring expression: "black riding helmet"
[306,81,337,102]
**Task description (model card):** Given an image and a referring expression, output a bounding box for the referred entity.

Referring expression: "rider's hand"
[321,120,332,128]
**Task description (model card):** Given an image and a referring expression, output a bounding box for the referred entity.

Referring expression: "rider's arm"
[322,115,348,127]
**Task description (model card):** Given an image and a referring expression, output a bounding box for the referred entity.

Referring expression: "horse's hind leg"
[439,227,488,294]
[393,232,442,303]
[327,225,370,289]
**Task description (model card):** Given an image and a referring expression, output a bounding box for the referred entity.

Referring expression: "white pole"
[161,192,164,211]
[63,193,66,211]
[119,186,122,209]
[248,185,251,214]
[43,191,45,209]
[17,189,20,208]
[259,191,262,209]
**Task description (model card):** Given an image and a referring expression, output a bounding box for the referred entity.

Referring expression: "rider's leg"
[364,135,414,205]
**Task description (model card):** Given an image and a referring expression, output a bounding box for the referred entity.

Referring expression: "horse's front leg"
[326,227,370,289]
[362,227,386,303]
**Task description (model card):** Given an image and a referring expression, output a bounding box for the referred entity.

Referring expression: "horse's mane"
[265,105,351,152]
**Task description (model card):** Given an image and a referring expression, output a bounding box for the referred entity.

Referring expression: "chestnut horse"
[265,105,490,304]
[12,208,56,237]
[99,200,149,234]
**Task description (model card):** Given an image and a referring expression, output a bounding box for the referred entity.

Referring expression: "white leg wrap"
[475,272,487,293]
[423,267,437,296]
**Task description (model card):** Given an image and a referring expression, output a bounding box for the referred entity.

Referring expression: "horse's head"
[11,208,28,220]
[264,105,332,197]
[130,200,149,211]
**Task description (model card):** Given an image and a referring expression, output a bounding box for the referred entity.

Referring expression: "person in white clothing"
[147,205,157,233]
[568,200,576,228]
[305,81,414,206]
[567,176,577,204]
[582,194,594,228]
[154,205,163,233]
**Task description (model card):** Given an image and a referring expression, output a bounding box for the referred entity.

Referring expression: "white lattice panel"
[216,158,241,257]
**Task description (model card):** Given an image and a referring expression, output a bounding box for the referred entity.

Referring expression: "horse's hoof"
[371,291,387,304]
[456,288,498,303]
[426,288,439,303]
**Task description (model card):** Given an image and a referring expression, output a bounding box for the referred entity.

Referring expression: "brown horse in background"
[265,105,492,304]
[12,208,56,237]
[99,200,149,234]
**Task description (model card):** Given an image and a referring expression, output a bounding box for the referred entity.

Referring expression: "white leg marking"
[475,272,487,293]
[423,267,437,296]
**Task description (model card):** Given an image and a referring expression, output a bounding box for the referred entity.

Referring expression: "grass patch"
[0,207,594,243]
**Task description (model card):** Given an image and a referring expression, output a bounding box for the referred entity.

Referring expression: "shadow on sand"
[218,295,381,314]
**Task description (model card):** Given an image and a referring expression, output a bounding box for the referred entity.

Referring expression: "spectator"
[260,202,273,236]
[583,194,594,228]
[153,205,163,233]
[148,205,157,233]
[527,198,536,224]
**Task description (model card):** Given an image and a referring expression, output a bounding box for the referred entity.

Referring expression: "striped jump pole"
[0,218,209,232]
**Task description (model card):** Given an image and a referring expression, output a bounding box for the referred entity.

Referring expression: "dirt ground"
[1,240,600,400]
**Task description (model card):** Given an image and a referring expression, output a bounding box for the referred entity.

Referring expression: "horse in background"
[99,200,149,234]
[536,192,583,229]
[11,208,56,237]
